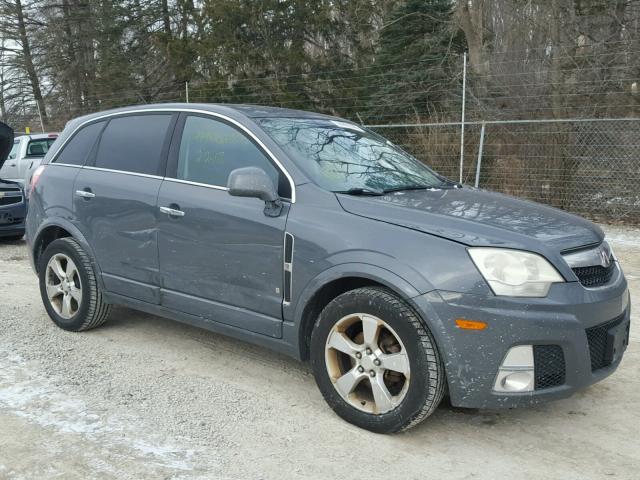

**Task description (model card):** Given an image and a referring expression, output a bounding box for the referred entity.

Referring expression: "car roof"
[15,133,59,140]
[66,102,349,127]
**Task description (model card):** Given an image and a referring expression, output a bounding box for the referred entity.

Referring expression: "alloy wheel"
[45,253,82,319]
[324,313,410,414]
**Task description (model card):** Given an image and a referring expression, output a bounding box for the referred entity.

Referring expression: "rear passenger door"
[73,113,177,304]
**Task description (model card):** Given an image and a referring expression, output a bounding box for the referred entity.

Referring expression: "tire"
[38,237,112,332]
[310,287,445,433]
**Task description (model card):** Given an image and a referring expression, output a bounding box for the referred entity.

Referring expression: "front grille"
[0,185,23,207]
[572,263,615,288]
[586,314,626,371]
[533,345,565,389]
[0,195,22,206]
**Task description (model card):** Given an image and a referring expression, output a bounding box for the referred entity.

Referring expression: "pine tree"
[366,0,463,123]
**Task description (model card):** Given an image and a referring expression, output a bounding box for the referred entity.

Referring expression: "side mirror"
[227,167,283,217]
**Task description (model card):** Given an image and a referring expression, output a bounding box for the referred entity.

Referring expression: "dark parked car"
[0,122,26,241]
[23,104,630,433]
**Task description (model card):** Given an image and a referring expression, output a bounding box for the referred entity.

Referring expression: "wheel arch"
[32,219,98,277]
[291,263,426,361]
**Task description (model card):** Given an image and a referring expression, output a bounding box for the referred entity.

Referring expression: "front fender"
[294,262,423,318]
[282,262,430,359]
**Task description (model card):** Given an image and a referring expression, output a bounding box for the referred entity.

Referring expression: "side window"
[94,114,172,175]
[176,116,289,197]
[54,122,104,166]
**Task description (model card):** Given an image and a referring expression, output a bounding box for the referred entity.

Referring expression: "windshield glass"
[257,117,444,192]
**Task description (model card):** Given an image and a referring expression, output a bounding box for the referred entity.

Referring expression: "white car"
[0,133,59,192]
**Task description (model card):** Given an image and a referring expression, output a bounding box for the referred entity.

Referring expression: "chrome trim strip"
[49,162,82,169]
[81,166,164,180]
[48,107,297,202]
[163,177,229,192]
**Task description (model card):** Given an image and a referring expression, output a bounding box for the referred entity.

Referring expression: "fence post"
[459,52,467,184]
[474,121,485,188]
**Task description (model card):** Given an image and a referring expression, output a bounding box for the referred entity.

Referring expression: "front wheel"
[310,287,445,433]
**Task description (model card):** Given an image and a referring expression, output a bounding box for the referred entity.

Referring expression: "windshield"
[257,117,445,193]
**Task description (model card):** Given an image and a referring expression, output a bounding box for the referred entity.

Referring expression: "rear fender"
[31,218,104,289]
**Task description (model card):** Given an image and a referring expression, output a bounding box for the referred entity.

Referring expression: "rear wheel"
[38,237,111,331]
[310,287,445,433]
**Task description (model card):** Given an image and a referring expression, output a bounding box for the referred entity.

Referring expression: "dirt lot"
[0,226,638,480]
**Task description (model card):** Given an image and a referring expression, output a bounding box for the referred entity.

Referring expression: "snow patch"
[601,225,640,249]
[0,351,206,473]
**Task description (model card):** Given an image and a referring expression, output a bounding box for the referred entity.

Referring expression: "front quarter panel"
[283,184,491,327]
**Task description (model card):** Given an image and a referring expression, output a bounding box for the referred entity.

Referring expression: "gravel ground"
[0,225,638,479]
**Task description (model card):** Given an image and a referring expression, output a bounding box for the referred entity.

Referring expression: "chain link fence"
[12,110,640,224]
[368,118,640,224]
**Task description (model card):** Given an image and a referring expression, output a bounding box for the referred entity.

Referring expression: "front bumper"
[413,264,630,409]
[0,200,26,237]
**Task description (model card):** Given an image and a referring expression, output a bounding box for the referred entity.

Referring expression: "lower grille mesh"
[533,345,565,389]
[586,314,625,371]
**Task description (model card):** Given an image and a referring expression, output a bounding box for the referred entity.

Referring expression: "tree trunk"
[61,0,83,111]
[456,0,486,76]
[162,0,172,37]
[549,0,564,119]
[15,0,47,127]
[0,38,7,119]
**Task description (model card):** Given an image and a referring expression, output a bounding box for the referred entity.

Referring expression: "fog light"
[493,345,535,393]
[495,370,535,392]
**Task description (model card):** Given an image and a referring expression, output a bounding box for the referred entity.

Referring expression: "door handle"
[75,189,95,199]
[160,206,185,217]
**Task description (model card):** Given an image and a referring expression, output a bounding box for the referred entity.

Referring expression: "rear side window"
[94,114,172,175]
[54,122,104,165]
[27,138,57,157]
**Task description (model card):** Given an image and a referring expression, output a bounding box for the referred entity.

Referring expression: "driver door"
[157,113,290,337]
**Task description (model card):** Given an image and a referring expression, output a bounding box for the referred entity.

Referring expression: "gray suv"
[24,104,630,433]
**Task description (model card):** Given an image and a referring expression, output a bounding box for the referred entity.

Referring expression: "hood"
[337,187,603,252]
[0,121,14,174]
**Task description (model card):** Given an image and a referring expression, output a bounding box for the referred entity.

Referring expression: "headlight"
[468,248,564,297]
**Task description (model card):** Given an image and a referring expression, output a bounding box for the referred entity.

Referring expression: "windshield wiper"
[383,185,436,193]
[384,180,462,193]
[335,187,385,196]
